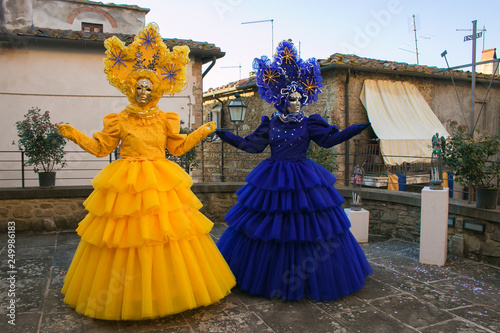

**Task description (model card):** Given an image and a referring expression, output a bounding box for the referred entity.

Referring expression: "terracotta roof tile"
[205,53,500,94]
[4,27,223,54]
[320,53,499,80]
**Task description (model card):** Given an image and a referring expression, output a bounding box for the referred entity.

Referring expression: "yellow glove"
[167,122,216,156]
[57,123,76,142]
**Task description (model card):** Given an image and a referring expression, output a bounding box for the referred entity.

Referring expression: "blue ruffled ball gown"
[215,114,373,301]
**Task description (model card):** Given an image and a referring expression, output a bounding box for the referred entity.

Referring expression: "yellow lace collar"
[125,104,160,118]
[123,105,162,126]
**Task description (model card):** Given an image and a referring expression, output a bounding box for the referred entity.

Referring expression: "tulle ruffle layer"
[245,158,336,191]
[76,158,210,247]
[62,236,236,320]
[217,228,373,301]
[77,210,213,248]
[236,183,345,213]
[225,204,350,242]
[91,158,192,193]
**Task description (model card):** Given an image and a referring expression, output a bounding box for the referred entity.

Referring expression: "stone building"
[0,0,224,187]
[202,53,500,188]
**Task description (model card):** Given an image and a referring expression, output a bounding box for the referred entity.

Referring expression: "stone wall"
[0,198,87,232]
[1,185,499,266]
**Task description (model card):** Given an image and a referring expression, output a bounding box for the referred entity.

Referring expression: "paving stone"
[15,233,57,248]
[330,305,418,332]
[419,318,490,332]
[352,276,401,301]
[0,312,41,333]
[231,286,275,307]
[313,295,370,314]
[118,313,188,332]
[429,277,500,307]
[370,264,472,309]
[450,305,500,332]
[183,293,273,332]
[52,245,77,267]
[248,298,349,332]
[369,294,454,329]
[15,245,54,259]
[370,255,460,283]
[56,231,81,247]
[40,312,119,332]
[0,257,53,279]
[0,277,47,313]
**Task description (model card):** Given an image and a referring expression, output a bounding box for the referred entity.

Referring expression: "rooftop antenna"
[412,14,419,65]
[399,14,431,65]
[221,63,242,80]
[242,19,274,56]
[457,23,486,50]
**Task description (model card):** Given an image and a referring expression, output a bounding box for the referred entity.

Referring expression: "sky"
[116,0,500,91]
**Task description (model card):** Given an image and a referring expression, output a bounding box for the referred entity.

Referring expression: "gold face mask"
[134,78,153,106]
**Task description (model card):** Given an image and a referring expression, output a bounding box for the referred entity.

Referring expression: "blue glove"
[357,123,371,131]
[215,130,226,139]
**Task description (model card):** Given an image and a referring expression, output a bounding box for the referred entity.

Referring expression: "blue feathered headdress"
[253,40,323,113]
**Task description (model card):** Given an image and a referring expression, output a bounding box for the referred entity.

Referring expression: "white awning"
[360,80,449,166]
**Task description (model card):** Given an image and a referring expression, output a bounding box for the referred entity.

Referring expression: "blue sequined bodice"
[269,117,310,161]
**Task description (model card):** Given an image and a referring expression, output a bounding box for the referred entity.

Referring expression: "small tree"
[440,122,500,189]
[15,107,67,173]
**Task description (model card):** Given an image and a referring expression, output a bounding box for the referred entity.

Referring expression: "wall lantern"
[227,93,247,123]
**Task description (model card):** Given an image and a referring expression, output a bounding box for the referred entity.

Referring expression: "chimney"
[477,48,499,75]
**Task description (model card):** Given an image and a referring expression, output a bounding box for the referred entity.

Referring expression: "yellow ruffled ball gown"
[60,108,236,320]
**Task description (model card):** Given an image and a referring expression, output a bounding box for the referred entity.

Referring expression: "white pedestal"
[419,187,449,266]
[344,208,369,243]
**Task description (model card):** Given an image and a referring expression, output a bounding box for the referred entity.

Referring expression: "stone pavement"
[0,224,499,333]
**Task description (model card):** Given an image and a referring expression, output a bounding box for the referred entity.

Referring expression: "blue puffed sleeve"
[215,116,270,153]
[308,114,370,148]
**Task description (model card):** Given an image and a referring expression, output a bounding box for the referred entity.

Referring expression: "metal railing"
[1,146,497,205]
[0,150,119,188]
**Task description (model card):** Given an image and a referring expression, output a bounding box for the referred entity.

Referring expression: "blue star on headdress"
[161,63,180,83]
[139,29,157,50]
[110,49,126,69]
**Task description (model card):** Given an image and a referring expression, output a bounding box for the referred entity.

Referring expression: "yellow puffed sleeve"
[57,114,121,158]
[165,112,215,156]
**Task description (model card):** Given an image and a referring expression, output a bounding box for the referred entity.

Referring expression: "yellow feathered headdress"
[103,23,190,103]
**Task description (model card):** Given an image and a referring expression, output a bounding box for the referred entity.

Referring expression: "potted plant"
[15,107,67,187]
[440,121,500,209]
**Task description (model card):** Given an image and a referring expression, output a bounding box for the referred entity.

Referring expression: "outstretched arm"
[308,114,370,148]
[57,114,120,157]
[166,112,216,156]
[215,116,270,153]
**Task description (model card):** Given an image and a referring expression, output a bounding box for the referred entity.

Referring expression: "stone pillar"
[345,208,369,243]
[419,187,449,266]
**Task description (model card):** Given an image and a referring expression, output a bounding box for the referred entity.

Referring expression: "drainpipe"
[344,68,351,186]
[202,56,217,78]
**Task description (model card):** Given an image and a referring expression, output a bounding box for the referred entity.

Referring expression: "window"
[82,23,103,33]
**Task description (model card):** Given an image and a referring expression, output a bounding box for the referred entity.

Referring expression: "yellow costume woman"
[57,24,235,320]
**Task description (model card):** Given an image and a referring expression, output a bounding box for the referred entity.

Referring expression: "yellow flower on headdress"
[103,23,190,99]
